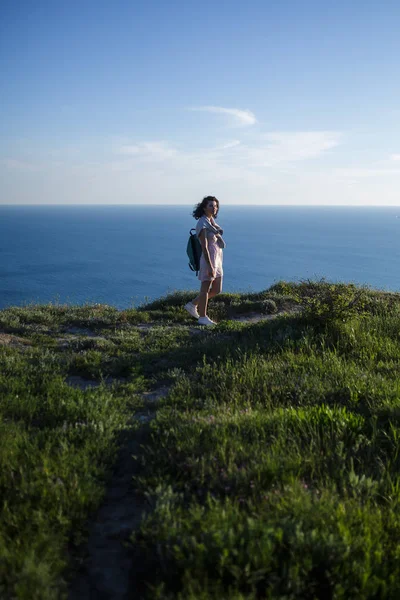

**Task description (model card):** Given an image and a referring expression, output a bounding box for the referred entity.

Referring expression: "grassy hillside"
[2,282,400,599]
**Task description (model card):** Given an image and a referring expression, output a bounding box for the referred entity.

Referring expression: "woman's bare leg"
[194,280,212,317]
[191,282,207,307]
[208,277,223,299]
[190,277,222,319]
[192,277,222,306]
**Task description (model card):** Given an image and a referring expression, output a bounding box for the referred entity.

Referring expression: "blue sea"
[1,205,400,310]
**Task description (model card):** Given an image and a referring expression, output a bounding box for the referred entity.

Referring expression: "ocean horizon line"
[2,204,400,209]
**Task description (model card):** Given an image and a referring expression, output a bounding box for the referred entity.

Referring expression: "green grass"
[2,282,400,599]
[0,342,144,599]
[129,283,400,599]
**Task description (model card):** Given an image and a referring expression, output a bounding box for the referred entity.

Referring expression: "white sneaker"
[198,316,216,326]
[184,302,199,319]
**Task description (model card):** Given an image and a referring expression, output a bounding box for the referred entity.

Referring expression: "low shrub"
[294,279,368,325]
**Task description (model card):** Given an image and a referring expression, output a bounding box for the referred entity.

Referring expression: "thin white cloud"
[189,106,257,126]
[117,145,141,155]
[1,158,41,172]
[111,131,341,178]
[116,141,178,160]
[4,141,400,205]
[259,131,342,163]
[210,131,342,169]
[333,167,400,178]
[390,153,400,161]
[1,129,352,204]
[215,140,241,150]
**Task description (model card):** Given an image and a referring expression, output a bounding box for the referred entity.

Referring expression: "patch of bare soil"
[0,332,32,347]
[56,334,113,353]
[68,387,169,600]
[63,326,101,337]
[65,375,127,390]
[231,307,300,324]
[232,312,277,323]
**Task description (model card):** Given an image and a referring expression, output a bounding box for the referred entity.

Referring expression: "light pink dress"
[196,217,224,282]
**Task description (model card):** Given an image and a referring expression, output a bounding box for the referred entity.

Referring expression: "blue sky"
[1,0,400,205]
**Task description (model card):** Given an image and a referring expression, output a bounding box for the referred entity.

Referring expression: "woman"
[185,196,226,326]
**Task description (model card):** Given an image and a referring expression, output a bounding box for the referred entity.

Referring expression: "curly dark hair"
[192,196,220,220]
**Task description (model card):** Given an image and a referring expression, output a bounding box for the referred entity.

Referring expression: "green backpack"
[186,228,202,274]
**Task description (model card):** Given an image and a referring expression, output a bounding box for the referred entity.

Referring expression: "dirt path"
[68,387,169,600]
[67,313,288,598]
[0,332,32,348]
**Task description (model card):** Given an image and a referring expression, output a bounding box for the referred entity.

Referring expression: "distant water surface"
[1,205,399,309]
